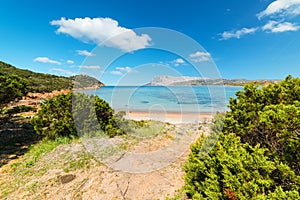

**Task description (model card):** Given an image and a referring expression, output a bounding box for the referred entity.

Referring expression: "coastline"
[123,110,216,124]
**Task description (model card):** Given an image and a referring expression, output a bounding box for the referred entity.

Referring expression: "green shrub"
[31,92,122,139]
[184,133,299,199]
[224,75,300,173]
[73,92,122,137]
[181,76,300,199]
[0,74,28,109]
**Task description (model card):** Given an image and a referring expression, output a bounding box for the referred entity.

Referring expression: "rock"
[8,154,17,159]
[60,174,76,184]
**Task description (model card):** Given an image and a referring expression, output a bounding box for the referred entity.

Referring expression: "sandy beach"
[123,110,216,124]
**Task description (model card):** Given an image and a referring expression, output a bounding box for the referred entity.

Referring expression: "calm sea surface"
[81,86,243,113]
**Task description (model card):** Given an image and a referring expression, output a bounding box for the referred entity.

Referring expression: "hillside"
[71,74,104,89]
[0,61,104,92]
[150,75,279,86]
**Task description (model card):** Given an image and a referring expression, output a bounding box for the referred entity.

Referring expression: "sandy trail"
[124,110,215,124]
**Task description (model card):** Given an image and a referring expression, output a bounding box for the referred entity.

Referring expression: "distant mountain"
[149,75,279,86]
[71,74,104,89]
[0,61,104,93]
[151,76,200,86]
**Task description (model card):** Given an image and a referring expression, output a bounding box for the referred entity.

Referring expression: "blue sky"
[1,0,300,85]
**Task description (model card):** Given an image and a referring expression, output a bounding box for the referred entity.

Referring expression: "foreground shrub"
[31,92,122,139]
[184,132,299,199]
[224,75,300,173]
[181,76,300,199]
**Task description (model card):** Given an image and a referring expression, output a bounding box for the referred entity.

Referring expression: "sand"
[123,110,215,124]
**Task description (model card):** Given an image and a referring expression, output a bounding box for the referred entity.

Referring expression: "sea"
[80,86,243,113]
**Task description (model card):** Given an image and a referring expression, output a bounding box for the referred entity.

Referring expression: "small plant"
[24,137,72,167]
[63,152,93,172]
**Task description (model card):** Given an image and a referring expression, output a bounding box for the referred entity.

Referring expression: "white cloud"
[50,68,74,76]
[116,66,136,73]
[80,65,101,69]
[263,20,300,32]
[76,50,95,57]
[220,27,258,40]
[111,66,137,76]
[189,51,211,62]
[51,17,152,52]
[257,0,300,19]
[111,71,123,76]
[175,58,185,64]
[173,58,186,66]
[67,60,74,64]
[219,0,300,40]
[34,57,61,65]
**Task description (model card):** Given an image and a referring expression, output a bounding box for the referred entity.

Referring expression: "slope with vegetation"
[0,61,104,93]
[71,74,104,89]
[0,61,104,167]
[0,73,39,167]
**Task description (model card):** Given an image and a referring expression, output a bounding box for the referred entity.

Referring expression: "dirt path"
[0,123,210,199]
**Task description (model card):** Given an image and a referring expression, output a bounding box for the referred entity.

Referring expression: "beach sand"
[123,110,215,124]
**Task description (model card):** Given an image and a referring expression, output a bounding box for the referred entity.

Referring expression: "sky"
[1,0,300,85]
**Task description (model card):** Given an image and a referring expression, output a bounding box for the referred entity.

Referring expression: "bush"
[224,75,300,173]
[72,92,122,137]
[0,74,28,109]
[184,132,299,199]
[181,76,300,199]
[31,92,122,139]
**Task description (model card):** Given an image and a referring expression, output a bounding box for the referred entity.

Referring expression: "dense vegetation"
[31,92,122,139]
[182,76,300,199]
[225,75,300,173]
[0,61,72,92]
[0,61,103,93]
[0,74,28,110]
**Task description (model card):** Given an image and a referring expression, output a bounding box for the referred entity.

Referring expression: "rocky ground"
[0,122,211,200]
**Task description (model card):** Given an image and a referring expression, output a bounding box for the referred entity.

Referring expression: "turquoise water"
[81,86,243,113]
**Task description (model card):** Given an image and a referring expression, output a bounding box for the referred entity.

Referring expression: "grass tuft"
[24,137,72,168]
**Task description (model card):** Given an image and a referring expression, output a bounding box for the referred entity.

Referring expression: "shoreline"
[122,110,217,124]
